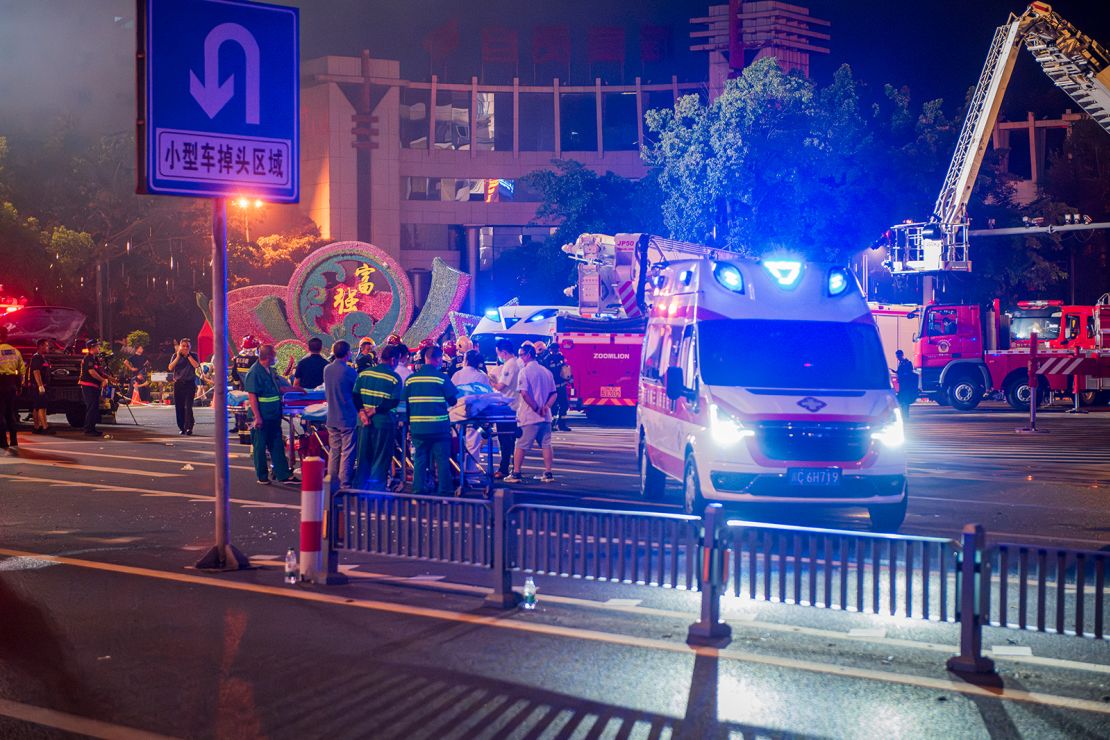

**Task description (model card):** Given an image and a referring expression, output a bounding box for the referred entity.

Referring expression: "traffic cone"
[131,386,143,405]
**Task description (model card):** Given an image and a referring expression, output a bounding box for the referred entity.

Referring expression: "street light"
[233,197,263,242]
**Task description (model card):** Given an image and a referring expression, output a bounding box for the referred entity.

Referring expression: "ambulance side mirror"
[664,366,686,402]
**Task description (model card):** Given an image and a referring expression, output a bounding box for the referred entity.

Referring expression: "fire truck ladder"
[885,3,1110,275]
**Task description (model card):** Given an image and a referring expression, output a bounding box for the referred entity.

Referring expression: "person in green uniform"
[353,343,403,489]
[244,343,297,485]
[404,345,458,495]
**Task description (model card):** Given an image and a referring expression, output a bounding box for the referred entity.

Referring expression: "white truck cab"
[636,257,908,531]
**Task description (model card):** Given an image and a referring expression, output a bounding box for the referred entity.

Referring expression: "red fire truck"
[915,297,1110,410]
[556,316,643,425]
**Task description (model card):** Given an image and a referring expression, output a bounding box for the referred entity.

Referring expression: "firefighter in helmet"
[354,337,377,373]
[232,335,260,390]
[441,339,461,377]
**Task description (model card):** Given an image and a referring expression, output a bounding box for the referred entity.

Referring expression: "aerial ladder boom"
[885,3,1110,275]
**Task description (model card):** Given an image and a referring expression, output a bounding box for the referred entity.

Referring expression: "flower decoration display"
[213,241,469,359]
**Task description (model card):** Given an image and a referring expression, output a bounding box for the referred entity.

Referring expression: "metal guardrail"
[508,504,701,590]
[324,490,1109,674]
[986,543,1108,638]
[333,490,493,567]
[725,520,959,622]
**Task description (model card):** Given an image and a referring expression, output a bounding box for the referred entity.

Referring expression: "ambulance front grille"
[753,421,872,462]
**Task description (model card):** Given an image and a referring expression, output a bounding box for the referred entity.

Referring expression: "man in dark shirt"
[168,338,200,435]
[893,349,918,420]
[537,341,572,431]
[79,340,112,437]
[28,339,54,435]
[293,337,329,390]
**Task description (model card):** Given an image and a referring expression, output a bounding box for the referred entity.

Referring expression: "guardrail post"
[484,489,520,608]
[687,503,732,646]
[312,472,349,585]
[947,523,995,674]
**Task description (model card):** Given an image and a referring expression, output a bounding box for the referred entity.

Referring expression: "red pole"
[1017,331,1048,433]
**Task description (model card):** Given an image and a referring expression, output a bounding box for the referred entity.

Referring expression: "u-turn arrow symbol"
[189,22,260,124]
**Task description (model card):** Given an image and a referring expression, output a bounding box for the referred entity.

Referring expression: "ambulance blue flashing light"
[484,307,500,320]
[827,268,852,296]
[762,260,803,288]
[713,263,745,293]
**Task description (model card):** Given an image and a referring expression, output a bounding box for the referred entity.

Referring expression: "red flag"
[481,27,519,65]
[423,19,459,62]
[533,26,571,65]
[588,26,626,64]
[640,25,669,63]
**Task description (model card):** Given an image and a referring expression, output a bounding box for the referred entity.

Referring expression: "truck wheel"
[868,486,907,533]
[638,434,666,500]
[946,376,983,411]
[683,455,705,515]
[65,406,85,428]
[1006,378,1047,411]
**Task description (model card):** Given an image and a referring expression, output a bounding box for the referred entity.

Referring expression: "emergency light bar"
[712,263,744,294]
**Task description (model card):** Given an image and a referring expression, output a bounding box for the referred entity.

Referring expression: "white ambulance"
[636,256,908,531]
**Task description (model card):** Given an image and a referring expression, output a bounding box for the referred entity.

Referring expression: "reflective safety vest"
[243,362,285,421]
[354,363,401,429]
[0,343,25,380]
[404,366,458,437]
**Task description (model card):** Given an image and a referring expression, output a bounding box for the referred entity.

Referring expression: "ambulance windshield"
[699,319,889,390]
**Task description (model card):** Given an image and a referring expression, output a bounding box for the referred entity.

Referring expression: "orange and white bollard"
[299,456,325,582]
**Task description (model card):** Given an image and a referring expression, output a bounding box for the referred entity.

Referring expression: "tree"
[227,217,327,289]
[645,59,881,262]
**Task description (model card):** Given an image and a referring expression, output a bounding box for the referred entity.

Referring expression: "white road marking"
[0,457,180,478]
[991,645,1034,657]
[848,628,887,638]
[0,697,176,740]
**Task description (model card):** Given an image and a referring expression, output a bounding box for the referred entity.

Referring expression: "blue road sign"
[138,0,299,202]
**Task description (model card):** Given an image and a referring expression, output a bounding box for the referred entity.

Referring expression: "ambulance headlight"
[710,404,754,446]
[827,267,852,296]
[871,408,905,448]
[713,263,745,293]
[763,260,803,288]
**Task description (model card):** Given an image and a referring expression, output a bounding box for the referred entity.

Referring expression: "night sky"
[1,1,1108,135]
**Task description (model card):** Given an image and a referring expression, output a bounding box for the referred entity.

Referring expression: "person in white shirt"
[505,343,557,483]
[490,338,521,479]
[451,350,494,476]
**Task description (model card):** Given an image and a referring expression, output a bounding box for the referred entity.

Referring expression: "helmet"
[386,333,402,345]
[442,340,456,355]
[534,340,547,353]
[418,338,435,351]
[359,337,376,349]
[240,335,260,350]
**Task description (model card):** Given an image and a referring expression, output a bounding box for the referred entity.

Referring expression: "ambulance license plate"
[787,468,841,487]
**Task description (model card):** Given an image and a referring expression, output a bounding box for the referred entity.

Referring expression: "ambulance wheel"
[868,489,907,533]
[638,434,666,500]
[946,376,983,411]
[683,455,705,516]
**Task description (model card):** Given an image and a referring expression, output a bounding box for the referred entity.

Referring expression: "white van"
[636,257,908,531]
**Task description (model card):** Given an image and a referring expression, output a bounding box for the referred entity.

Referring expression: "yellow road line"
[3,547,1110,716]
[0,458,180,478]
[0,697,176,740]
[0,474,299,510]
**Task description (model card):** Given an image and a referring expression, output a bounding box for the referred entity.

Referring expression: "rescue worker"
[893,349,918,420]
[537,340,572,431]
[404,345,458,495]
[0,326,25,450]
[354,337,377,373]
[78,339,112,437]
[232,335,260,390]
[354,343,403,488]
[244,343,297,485]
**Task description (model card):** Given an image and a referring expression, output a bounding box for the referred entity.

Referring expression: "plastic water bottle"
[522,576,537,610]
[284,548,299,584]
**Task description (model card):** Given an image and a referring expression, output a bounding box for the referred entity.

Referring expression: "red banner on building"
[423,19,460,62]
[640,25,669,63]
[481,27,519,65]
[533,26,571,65]
[588,26,626,64]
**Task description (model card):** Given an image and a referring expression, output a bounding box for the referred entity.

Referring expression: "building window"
[519,93,555,152]
[400,224,465,251]
[402,177,542,202]
[559,93,597,152]
[400,88,430,149]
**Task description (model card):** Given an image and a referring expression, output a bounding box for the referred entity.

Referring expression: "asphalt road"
[2,402,1110,738]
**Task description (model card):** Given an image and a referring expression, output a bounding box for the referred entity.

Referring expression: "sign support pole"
[196,197,249,570]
